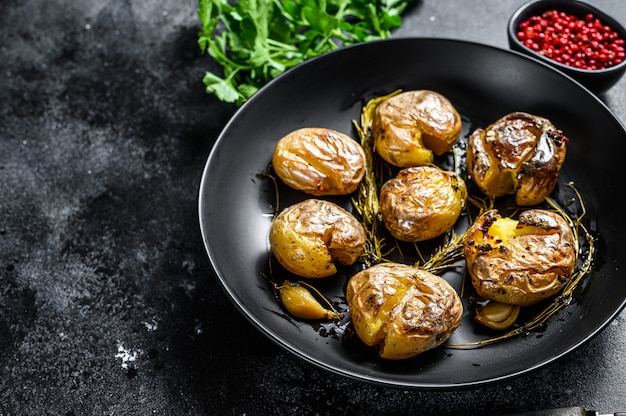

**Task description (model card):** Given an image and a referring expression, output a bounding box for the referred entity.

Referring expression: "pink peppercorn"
[516,10,626,70]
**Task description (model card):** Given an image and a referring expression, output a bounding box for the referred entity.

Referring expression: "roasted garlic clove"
[278,281,343,320]
[474,301,520,330]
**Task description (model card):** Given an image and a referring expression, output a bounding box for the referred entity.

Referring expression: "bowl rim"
[507,0,626,75]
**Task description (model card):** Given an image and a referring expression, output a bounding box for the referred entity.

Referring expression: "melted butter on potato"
[467,112,568,206]
[270,199,366,278]
[346,263,463,360]
[464,209,576,306]
[380,166,467,242]
[371,90,462,167]
[272,127,366,196]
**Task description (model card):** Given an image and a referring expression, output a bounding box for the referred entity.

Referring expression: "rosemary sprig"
[414,194,494,274]
[415,231,465,274]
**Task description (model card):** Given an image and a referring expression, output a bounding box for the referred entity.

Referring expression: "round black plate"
[198,38,626,389]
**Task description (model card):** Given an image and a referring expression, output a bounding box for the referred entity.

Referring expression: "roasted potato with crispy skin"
[371,90,462,167]
[270,199,366,278]
[467,112,568,206]
[272,127,366,196]
[380,166,467,242]
[464,209,576,306]
[346,263,463,360]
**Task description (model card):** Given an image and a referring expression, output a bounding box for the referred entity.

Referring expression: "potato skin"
[380,166,467,242]
[272,128,366,196]
[269,199,366,278]
[346,263,463,360]
[464,209,576,306]
[467,112,568,206]
[371,90,462,167]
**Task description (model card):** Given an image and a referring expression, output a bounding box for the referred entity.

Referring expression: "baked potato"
[380,166,467,242]
[272,127,366,196]
[371,90,462,167]
[464,209,576,306]
[269,199,366,278]
[346,263,463,360]
[467,112,568,206]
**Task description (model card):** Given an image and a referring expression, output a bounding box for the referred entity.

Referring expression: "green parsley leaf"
[198,0,416,105]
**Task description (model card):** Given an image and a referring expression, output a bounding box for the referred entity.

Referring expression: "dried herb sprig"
[415,231,466,274]
[414,193,494,275]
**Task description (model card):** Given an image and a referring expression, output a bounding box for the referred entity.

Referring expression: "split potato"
[464,209,576,306]
[347,263,463,360]
[269,199,366,278]
[371,90,462,167]
[467,112,568,206]
[380,166,467,242]
[272,127,366,196]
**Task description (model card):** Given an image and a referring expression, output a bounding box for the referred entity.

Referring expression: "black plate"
[198,38,626,389]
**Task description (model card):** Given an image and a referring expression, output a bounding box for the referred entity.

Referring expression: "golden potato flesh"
[464,209,576,306]
[272,127,366,196]
[269,199,366,278]
[346,263,463,360]
[371,90,462,167]
[380,166,467,242]
[467,112,568,206]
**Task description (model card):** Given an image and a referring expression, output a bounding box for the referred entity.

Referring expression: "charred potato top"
[272,127,366,196]
[371,90,462,167]
[464,209,576,306]
[346,263,463,360]
[467,112,568,206]
[269,199,366,278]
[380,166,467,242]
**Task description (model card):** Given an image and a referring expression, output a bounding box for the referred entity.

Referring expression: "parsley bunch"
[197,0,415,105]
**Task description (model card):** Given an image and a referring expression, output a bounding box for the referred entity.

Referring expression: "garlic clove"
[278,281,343,320]
[474,301,520,330]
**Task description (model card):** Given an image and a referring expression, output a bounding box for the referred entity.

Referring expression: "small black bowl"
[508,0,626,94]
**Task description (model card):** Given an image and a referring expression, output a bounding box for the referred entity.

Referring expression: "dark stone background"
[1,0,624,414]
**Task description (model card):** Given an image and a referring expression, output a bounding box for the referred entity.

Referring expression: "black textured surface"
[1,0,625,415]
